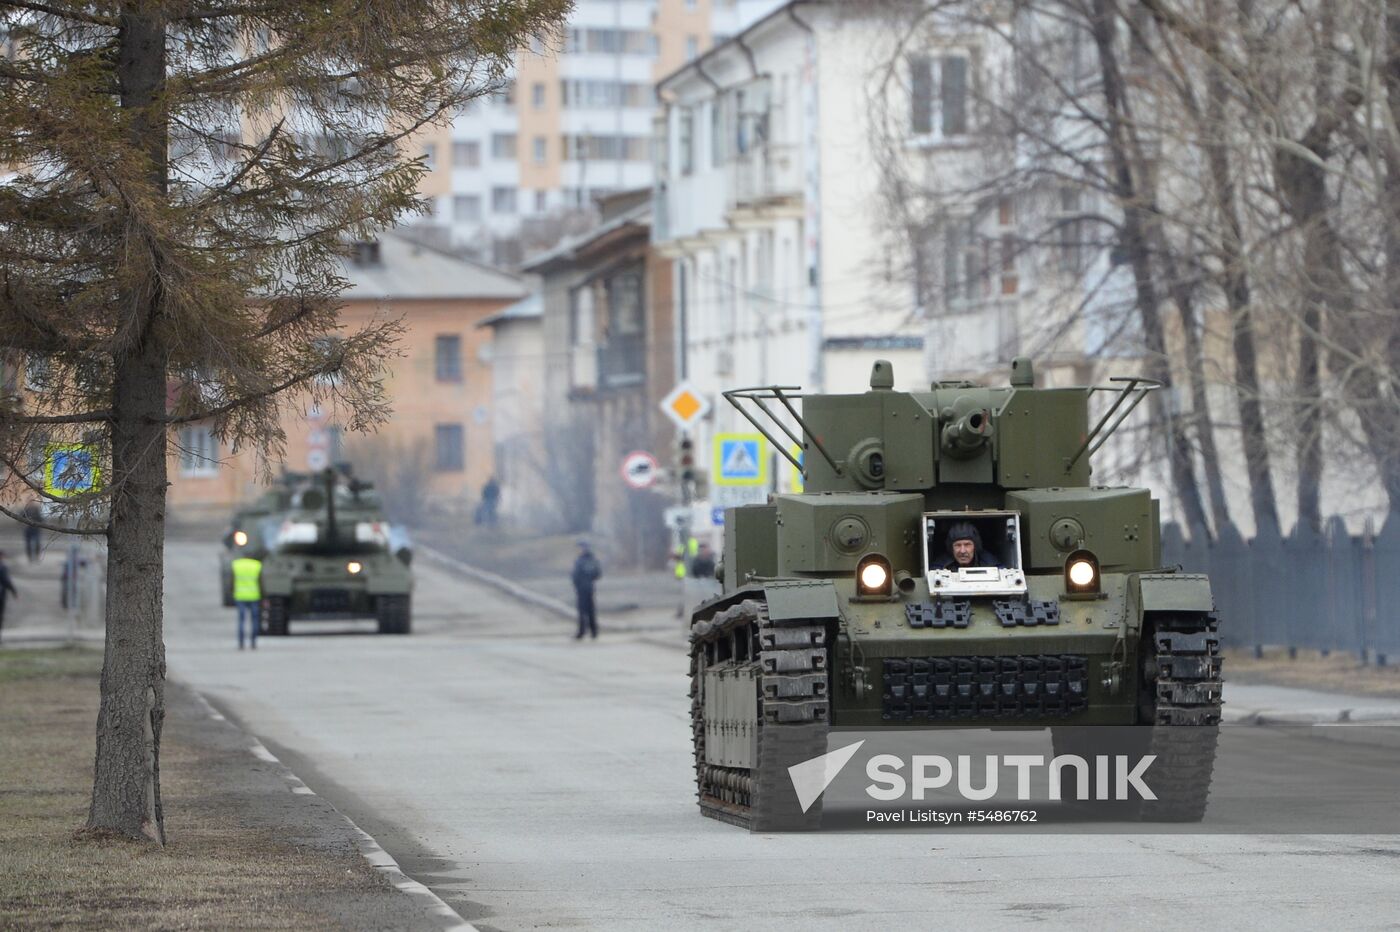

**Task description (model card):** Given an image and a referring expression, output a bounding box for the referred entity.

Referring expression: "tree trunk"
[1204,52,1280,536]
[89,334,169,843]
[88,5,168,844]
[1089,0,1212,542]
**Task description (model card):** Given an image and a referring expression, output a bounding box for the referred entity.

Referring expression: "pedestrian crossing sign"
[44,442,100,498]
[714,434,767,487]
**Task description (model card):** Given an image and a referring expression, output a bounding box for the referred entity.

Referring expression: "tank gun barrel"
[941,409,992,459]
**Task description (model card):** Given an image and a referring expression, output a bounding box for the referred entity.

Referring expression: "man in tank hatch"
[938,521,1004,570]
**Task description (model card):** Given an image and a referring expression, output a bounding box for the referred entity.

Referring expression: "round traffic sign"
[621,450,659,489]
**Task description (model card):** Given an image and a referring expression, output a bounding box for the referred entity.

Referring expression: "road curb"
[416,543,574,621]
[181,683,477,932]
[1230,707,1400,725]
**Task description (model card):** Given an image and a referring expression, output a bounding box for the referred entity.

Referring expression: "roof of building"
[340,231,526,301]
[478,292,542,328]
[657,0,815,95]
[519,199,652,275]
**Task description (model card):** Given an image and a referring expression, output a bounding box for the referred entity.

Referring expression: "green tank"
[689,358,1222,830]
[218,478,302,606]
[258,467,414,635]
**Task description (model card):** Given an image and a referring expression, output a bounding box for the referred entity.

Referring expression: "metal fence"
[1161,517,1400,662]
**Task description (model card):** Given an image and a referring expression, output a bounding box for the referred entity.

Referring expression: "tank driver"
[940,521,1003,570]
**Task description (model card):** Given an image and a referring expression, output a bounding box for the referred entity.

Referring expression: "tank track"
[376,594,412,635]
[1052,609,1222,821]
[690,599,829,831]
[1137,610,1222,821]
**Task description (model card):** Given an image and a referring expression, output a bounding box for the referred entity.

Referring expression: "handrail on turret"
[1065,376,1163,472]
[722,385,842,478]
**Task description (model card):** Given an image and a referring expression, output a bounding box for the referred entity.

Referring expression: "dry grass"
[0,647,400,930]
[1225,646,1400,699]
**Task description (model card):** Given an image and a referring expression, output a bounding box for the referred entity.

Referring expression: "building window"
[532,81,546,108]
[565,27,657,55]
[685,35,700,61]
[492,186,517,214]
[435,334,463,382]
[178,426,219,477]
[679,108,694,175]
[491,133,516,159]
[434,424,465,472]
[1056,186,1087,274]
[535,190,547,212]
[599,265,646,388]
[910,54,970,138]
[710,97,725,166]
[559,80,654,109]
[453,194,481,222]
[422,142,436,170]
[453,140,480,168]
[533,135,547,165]
[1000,233,1019,295]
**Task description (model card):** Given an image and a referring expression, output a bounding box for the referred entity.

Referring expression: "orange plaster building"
[166,232,526,520]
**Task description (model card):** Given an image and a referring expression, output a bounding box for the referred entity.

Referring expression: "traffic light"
[675,434,697,504]
[678,436,695,485]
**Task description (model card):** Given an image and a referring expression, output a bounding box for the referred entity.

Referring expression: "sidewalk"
[0,521,104,645]
[413,524,714,636]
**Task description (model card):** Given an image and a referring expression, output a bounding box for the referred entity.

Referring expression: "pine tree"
[0,0,570,844]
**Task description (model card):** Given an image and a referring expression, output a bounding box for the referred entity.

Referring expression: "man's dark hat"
[946,521,982,553]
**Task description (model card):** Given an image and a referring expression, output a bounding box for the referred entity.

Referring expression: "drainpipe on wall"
[787,2,822,392]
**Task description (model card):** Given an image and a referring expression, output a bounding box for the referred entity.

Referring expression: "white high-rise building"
[404,0,783,265]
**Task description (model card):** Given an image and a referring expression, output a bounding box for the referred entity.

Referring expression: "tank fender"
[760,579,843,622]
[1136,573,1214,614]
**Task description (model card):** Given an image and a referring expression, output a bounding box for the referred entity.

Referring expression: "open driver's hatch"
[921,511,1028,598]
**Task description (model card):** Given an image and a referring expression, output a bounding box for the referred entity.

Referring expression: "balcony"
[727,144,801,211]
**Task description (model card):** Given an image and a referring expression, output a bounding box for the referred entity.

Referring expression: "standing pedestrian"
[22,499,42,563]
[230,552,263,650]
[571,539,602,640]
[0,552,17,643]
[478,475,501,528]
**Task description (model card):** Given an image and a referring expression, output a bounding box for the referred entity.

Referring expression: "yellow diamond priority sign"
[660,381,710,430]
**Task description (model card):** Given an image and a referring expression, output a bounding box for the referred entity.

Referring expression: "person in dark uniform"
[0,551,17,641]
[571,539,602,639]
[940,521,1003,570]
[689,542,716,579]
[22,500,42,562]
[476,476,501,527]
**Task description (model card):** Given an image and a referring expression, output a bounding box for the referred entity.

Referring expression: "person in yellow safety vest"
[230,555,263,650]
[673,536,699,580]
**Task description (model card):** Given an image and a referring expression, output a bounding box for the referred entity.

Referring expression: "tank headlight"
[856,554,893,596]
[1065,549,1100,594]
[233,530,249,547]
[347,561,363,575]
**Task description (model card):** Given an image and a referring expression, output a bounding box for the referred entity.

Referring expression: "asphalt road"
[164,541,1400,931]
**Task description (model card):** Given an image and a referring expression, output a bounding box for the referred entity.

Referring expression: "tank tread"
[263,596,290,636]
[691,599,830,831]
[1049,610,1221,822]
[1139,611,1221,821]
[376,594,411,635]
